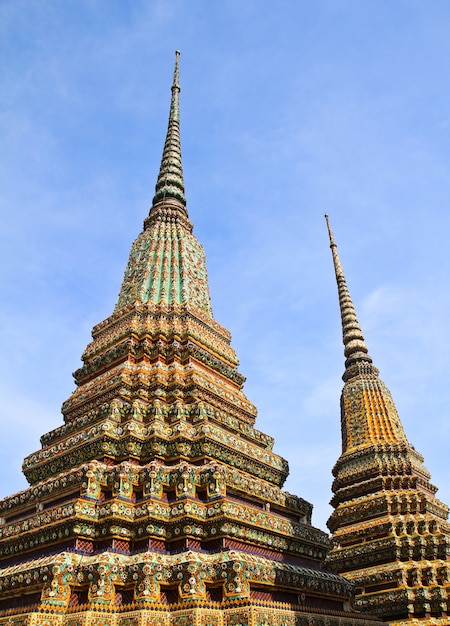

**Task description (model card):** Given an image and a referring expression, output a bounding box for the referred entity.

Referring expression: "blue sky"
[1,1,450,532]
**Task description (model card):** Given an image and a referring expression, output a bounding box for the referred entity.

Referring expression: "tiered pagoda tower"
[324,215,450,625]
[0,54,383,626]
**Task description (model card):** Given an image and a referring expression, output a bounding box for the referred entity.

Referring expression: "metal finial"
[324,214,336,247]
[173,50,181,89]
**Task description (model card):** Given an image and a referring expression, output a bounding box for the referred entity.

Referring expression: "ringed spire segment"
[325,214,409,450]
[325,214,372,375]
[151,50,187,212]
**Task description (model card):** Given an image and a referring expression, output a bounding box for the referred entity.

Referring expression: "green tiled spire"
[116,52,213,315]
[152,49,186,210]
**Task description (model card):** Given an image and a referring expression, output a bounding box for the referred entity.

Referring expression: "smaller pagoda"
[324,215,450,624]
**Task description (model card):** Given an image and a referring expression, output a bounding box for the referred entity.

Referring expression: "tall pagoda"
[0,54,383,626]
[324,215,450,624]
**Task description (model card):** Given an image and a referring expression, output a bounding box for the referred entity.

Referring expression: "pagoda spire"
[116,52,212,312]
[151,50,187,212]
[324,214,408,450]
[325,214,372,379]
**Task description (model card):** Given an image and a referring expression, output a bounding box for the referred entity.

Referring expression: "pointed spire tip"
[148,49,186,213]
[325,215,372,373]
[324,213,336,247]
[172,51,181,91]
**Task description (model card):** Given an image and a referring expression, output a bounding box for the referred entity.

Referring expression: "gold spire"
[325,214,408,450]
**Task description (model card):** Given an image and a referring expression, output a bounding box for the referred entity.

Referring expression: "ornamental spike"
[325,215,372,378]
[151,50,187,211]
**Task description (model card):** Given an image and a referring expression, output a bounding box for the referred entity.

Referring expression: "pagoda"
[0,54,383,625]
[324,215,450,624]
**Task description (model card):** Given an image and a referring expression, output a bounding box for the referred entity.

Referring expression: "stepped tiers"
[0,54,383,625]
[324,215,450,625]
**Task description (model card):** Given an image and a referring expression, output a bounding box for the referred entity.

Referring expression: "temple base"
[0,601,385,626]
